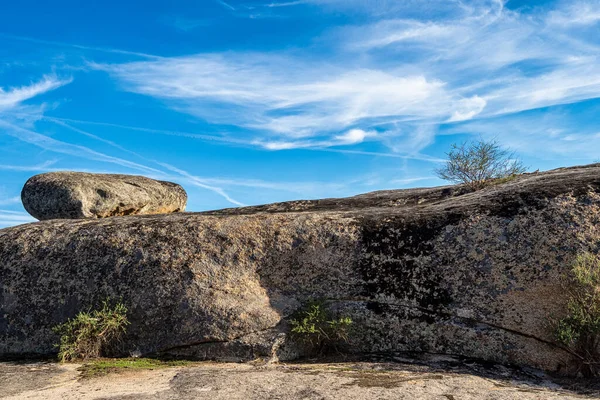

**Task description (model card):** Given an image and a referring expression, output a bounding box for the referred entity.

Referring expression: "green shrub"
[289,300,352,355]
[53,300,130,362]
[435,139,527,190]
[553,252,600,377]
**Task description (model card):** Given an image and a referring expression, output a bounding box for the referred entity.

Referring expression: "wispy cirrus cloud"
[3,118,365,207]
[0,120,165,176]
[24,114,420,159]
[0,120,249,206]
[0,33,164,60]
[211,0,305,18]
[215,0,236,11]
[446,106,600,161]
[255,128,377,150]
[51,120,365,200]
[0,196,20,206]
[96,56,482,155]
[95,0,600,159]
[339,0,600,118]
[0,209,35,228]
[547,1,600,26]
[1,73,343,210]
[301,0,503,18]
[0,76,71,112]
[153,161,245,206]
[0,160,58,171]
[264,1,309,7]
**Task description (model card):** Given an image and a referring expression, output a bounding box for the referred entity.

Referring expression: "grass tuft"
[553,252,600,377]
[290,300,352,355]
[53,300,129,362]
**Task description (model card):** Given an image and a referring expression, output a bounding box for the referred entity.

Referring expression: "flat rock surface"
[1,357,598,400]
[21,172,187,220]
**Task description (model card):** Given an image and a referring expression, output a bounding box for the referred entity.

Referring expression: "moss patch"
[79,358,196,379]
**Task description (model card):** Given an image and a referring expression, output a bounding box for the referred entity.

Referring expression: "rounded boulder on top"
[21,172,187,220]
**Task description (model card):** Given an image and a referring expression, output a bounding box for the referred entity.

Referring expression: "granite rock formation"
[21,172,187,220]
[2,164,600,375]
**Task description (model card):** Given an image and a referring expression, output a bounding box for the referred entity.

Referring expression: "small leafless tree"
[435,139,527,190]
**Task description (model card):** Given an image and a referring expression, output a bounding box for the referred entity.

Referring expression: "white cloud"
[40,115,255,146]
[94,0,600,159]
[319,148,445,162]
[7,119,351,207]
[0,33,163,60]
[0,210,35,228]
[334,128,375,144]
[484,62,600,115]
[0,160,58,171]
[547,2,600,26]
[257,127,376,150]
[49,120,357,205]
[0,121,249,206]
[0,76,71,111]
[260,141,303,150]
[446,111,600,161]
[447,96,487,122]
[264,1,308,7]
[98,56,474,155]
[338,1,600,119]
[153,161,246,206]
[36,114,422,160]
[303,0,500,17]
[389,176,436,185]
[0,196,20,206]
[382,124,438,155]
[98,57,449,135]
[0,120,165,176]
[349,20,463,50]
[215,0,236,11]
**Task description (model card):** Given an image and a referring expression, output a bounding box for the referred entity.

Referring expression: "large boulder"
[2,164,600,374]
[21,172,187,220]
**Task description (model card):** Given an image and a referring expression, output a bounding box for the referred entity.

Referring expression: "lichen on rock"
[1,164,600,375]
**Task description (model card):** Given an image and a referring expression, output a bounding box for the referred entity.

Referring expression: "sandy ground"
[1,357,598,400]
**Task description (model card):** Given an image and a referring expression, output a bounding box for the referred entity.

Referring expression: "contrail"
[0,33,164,60]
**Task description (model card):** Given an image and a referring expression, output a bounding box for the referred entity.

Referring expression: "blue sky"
[1,0,600,227]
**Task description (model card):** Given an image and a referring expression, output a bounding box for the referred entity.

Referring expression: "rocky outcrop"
[2,164,600,374]
[21,172,187,220]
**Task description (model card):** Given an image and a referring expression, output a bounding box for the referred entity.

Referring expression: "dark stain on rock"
[492,192,550,219]
[358,215,459,310]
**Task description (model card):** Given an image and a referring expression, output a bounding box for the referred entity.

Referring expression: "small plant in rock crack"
[53,299,130,362]
[289,300,353,355]
[552,252,600,377]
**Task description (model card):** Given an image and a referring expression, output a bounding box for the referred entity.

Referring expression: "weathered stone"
[1,359,595,399]
[21,172,187,220]
[2,164,600,375]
